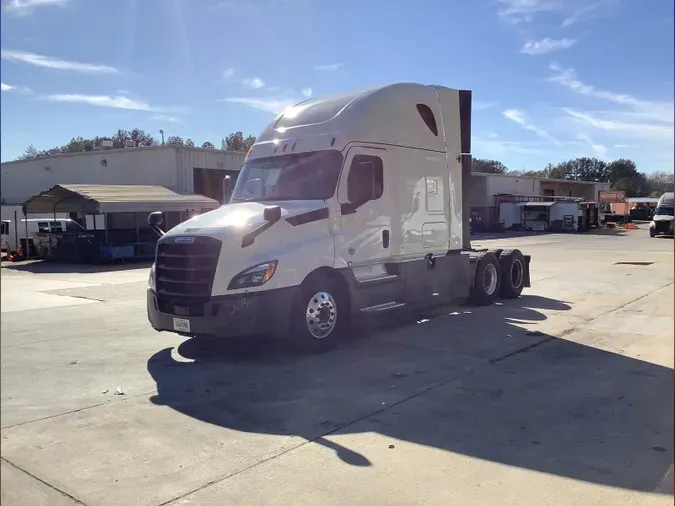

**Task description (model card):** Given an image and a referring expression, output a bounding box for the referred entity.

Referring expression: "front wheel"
[290,276,347,352]
[649,228,656,237]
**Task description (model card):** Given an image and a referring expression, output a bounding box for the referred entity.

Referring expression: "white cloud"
[496,0,561,24]
[42,93,188,114]
[1,49,118,74]
[577,133,609,160]
[549,63,674,124]
[503,108,561,144]
[222,97,298,114]
[613,144,640,149]
[562,1,613,27]
[1,81,32,94]
[223,68,270,90]
[473,137,552,157]
[150,115,182,123]
[521,38,576,55]
[301,87,313,98]
[3,0,69,16]
[242,77,265,89]
[562,108,673,139]
[474,101,497,110]
[314,63,343,71]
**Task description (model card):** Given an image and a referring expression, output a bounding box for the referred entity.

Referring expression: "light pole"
[159,129,165,146]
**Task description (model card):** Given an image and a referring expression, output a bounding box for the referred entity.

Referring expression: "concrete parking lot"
[1,229,673,506]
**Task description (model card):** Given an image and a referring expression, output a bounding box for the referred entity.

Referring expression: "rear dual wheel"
[469,249,525,305]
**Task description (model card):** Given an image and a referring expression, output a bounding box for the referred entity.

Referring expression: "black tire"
[468,252,501,306]
[498,249,525,299]
[289,274,348,352]
[649,228,656,237]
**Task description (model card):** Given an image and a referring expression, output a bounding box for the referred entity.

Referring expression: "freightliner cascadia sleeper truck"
[146,83,531,350]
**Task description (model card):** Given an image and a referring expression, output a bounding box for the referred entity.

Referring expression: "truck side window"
[0,222,9,235]
[38,222,50,233]
[416,104,439,136]
[347,155,383,205]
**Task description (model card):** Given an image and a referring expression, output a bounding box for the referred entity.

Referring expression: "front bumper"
[652,221,674,235]
[147,286,297,339]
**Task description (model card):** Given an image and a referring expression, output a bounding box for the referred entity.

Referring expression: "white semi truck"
[649,192,674,237]
[146,83,531,349]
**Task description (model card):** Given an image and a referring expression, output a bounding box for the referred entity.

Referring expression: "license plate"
[173,318,190,332]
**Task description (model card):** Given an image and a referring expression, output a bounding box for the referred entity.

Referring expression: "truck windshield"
[654,206,674,216]
[231,150,343,202]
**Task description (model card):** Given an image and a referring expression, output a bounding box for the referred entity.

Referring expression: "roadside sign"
[598,190,626,203]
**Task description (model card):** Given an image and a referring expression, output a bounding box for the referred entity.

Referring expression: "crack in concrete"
[1,457,88,505]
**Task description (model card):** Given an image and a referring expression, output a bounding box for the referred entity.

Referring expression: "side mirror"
[222,175,233,204]
[148,211,165,237]
[263,205,281,223]
[148,211,164,227]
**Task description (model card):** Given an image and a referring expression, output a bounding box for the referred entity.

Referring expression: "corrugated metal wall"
[0,146,246,204]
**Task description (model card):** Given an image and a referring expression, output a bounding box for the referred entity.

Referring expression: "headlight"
[228,261,277,290]
[148,263,156,290]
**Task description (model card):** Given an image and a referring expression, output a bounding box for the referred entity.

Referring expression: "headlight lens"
[228,261,277,290]
[148,263,156,290]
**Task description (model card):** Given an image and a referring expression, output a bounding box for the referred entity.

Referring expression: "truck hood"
[164,200,328,238]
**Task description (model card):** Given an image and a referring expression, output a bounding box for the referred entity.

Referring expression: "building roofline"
[472,171,607,186]
[1,144,246,167]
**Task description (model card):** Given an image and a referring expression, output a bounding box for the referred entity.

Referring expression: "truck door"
[335,147,403,307]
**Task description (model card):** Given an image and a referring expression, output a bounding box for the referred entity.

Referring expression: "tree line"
[18,129,257,159]
[472,157,673,198]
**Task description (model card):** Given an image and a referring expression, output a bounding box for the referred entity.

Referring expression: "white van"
[649,192,674,237]
[1,218,84,253]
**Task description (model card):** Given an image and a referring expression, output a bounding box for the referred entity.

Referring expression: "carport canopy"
[23,184,220,214]
[516,202,556,207]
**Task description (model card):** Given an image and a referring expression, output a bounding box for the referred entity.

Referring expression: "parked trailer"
[146,83,532,350]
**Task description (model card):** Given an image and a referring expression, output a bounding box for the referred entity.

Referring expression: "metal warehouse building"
[1,144,609,213]
[0,145,246,205]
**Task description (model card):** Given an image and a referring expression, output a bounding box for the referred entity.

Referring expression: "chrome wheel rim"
[511,259,524,288]
[305,291,337,339]
[483,263,498,295]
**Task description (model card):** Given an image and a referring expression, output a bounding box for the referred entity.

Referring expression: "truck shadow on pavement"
[2,259,153,274]
[146,294,673,494]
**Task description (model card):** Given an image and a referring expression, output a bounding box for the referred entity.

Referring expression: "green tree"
[222,131,256,152]
[129,128,156,147]
[19,144,38,159]
[607,159,649,196]
[201,141,215,149]
[471,158,509,174]
[185,138,195,148]
[646,171,674,197]
[551,157,608,181]
[166,136,184,146]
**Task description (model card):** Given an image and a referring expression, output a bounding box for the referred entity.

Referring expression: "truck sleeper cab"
[146,83,532,350]
[649,192,674,238]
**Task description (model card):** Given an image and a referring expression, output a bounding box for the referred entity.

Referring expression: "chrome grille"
[155,236,221,299]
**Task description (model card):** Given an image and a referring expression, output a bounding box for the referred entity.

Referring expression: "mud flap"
[523,255,532,288]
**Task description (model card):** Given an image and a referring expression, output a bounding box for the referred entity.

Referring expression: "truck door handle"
[382,230,390,249]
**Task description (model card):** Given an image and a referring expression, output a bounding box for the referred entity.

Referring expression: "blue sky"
[1,0,673,172]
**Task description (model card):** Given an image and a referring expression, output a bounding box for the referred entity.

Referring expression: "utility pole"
[159,129,165,146]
